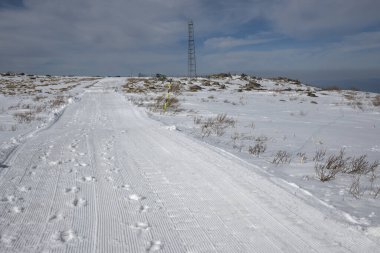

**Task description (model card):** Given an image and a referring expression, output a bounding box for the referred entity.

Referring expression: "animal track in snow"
[71,198,87,207]
[128,194,145,201]
[146,240,163,252]
[51,230,77,243]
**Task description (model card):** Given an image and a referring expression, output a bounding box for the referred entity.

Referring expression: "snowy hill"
[0,74,379,252]
[124,75,380,229]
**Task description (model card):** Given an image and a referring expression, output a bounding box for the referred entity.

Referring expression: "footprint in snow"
[18,186,32,193]
[80,176,96,183]
[75,162,88,167]
[130,222,151,231]
[28,171,36,176]
[146,240,163,252]
[128,194,145,201]
[51,230,77,243]
[139,205,150,213]
[118,184,130,190]
[49,213,65,222]
[11,206,24,213]
[1,195,16,203]
[67,168,78,174]
[0,234,16,246]
[64,187,80,194]
[71,198,87,207]
[49,161,62,166]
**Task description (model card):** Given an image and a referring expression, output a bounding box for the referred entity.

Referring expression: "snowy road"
[0,79,378,252]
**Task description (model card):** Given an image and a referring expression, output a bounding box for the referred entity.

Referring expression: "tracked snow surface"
[0,77,379,252]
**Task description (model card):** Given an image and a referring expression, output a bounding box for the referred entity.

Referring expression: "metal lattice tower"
[188,20,196,78]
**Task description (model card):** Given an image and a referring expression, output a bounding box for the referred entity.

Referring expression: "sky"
[1,0,380,85]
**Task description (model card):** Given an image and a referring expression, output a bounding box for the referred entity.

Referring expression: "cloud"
[0,0,379,76]
[268,0,380,38]
[204,35,276,49]
[200,32,380,75]
[334,31,380,52]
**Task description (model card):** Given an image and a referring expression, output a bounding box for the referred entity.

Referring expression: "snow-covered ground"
[124,76,380,230]
[0,75,379,252]
[0,75,101,163]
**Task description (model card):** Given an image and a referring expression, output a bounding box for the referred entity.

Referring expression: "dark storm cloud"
[0,0,24,9]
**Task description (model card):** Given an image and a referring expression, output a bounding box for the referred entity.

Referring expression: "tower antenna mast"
[188,20,196,78]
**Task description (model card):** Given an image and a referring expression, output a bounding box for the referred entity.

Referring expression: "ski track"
[0,78,378,252]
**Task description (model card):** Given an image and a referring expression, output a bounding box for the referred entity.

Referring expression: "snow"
[0,76,379,252]
[131,76,380,229]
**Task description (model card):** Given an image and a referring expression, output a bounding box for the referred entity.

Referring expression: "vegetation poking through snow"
[272,150,292,165]
[248,136,267,156]
[199,113,236,138]
[314,149,348,182]
[119,75,380,207]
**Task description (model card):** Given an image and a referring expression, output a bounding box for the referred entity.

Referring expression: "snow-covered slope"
[0,78,378,252]
[0,75,101,164]
[124,75,380,233]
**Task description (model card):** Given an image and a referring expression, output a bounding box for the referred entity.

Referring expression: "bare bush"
[215,114,235,127]
[14,111,35,123]
[315,149,348,182]
[272,150,292,165]
[193,116,202,125]
[323,86,341,91]
[349,175,362,199]
[372,95,380,106]
[153,94,180,112]
[246,122,255,129]
[50,96,66,108]
[169,82,182,94]
[230,132,241,144]
[313,149,326,162]
[200,113,236,138]
[248,137,267,156]
[297,152,307,163]
[345,155,379,175]
[346,157,379,199]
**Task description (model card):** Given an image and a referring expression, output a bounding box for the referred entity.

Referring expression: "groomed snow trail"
[0,78,378,252]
